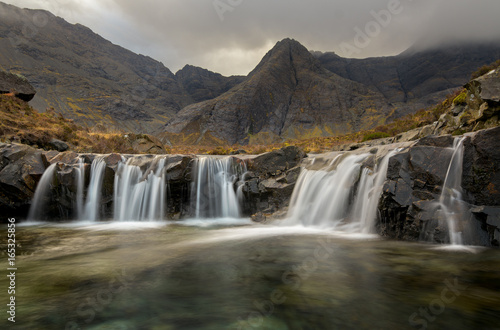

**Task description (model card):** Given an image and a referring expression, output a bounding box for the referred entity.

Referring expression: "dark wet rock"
[471,206,500,238]
[378,127,500,246]
[379,142,455,241]
[166,155,195,182]
[462,127,500,206]
[408,146,453,188]
[240,146,305,217]
[0,143,46,217]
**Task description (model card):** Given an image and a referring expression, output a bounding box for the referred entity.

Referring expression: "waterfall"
[113,157,167,221]
[191,157,242,218]
[27,163,57,220]
[438,137,468,245]
[285,154,369,228]
[284,150,396,232]
[80,156,107,221]
[75,157,85,219]
[350,150,397,233]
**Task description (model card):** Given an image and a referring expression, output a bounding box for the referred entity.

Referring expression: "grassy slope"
[0,94,145,153]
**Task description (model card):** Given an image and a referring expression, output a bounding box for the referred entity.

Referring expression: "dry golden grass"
[0,94,142,154]
[166,89,462,155]
[0,88,464,155]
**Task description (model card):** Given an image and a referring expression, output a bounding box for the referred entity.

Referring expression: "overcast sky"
[4,0,500,76]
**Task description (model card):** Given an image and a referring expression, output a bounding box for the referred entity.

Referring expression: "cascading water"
[80,156,107,221]
[437,137,469,245]
[350,150,397,233]
[113,157,167,221]
[284,150,396,232]
[27,163,57,220]
[285,154,369,228]
[75,157,85,219]
[191,157,243,218]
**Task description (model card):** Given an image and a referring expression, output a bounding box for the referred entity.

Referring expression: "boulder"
[48,139,69,152]
[0,70,36,102]
[103,153,123,169]
[242,165,302,217]
[125,133,166,154]
[166,155,195,182]
[247,146,306,177]
[466,68,500,103]
[0,143,46,217]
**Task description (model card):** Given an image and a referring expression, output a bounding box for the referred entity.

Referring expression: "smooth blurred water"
[2,221,500,330]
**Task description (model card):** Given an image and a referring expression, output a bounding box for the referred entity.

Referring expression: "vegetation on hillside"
[0,86,486,155]
[0,94,152,154]
[2,56,499,156]
[166,89,463,154]
[471,59,500,79]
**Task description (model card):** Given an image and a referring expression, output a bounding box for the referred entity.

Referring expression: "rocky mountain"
[175,65,245,103]
[1,2,500,144]
[315,42,500,117]
[164,38,392,145]
[165,39,500,145]
[0,2,237,133]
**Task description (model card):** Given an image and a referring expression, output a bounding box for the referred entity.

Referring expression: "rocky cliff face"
[164,39,392,145]
[315,42,500,118]
[378,127,500,246]
[0,2,192,133]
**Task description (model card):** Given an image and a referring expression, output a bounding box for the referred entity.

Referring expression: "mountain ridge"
[1,2,500,145]
[163,38,392,144]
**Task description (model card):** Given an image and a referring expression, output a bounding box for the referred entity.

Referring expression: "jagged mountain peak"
[249,38,324,78]
[164,38,391,145]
